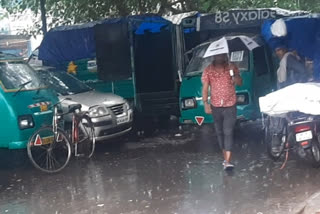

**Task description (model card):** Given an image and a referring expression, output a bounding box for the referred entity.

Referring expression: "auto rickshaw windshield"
[0,62,42,91]
[185,44,249,76]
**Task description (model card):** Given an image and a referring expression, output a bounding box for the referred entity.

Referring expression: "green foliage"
[1,0,320,35]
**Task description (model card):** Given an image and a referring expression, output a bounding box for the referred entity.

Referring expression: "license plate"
[296,131,313,142]
[42,136,54,145]
[117,116,129,125]
[33,135,54,146]
[40,104,48,112]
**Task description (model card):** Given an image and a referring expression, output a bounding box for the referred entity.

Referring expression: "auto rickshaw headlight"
[18,115,35,130]
[181,98,196,110]
[236,93,249,105]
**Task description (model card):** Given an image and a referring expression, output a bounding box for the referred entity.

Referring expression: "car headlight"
[124,101,130,111]
[126,99,134,110]
[89,106,109,118]
[181,98,196,110]
[236,93,249,105]
[18,115,35,130]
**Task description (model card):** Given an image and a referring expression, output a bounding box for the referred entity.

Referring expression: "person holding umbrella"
[200,36,258,169]
[202,53,242,170]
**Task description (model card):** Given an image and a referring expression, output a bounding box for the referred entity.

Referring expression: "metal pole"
[111,81,115,94]
[128,21,138,109]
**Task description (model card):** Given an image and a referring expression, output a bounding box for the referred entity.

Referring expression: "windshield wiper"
[36,82,46,95]
[72,88,91,95]
[13,80,32,97]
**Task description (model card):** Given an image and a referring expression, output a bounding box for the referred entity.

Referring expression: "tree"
[40,0,47,34]
[1,0,190,34]
[1,0,320,35]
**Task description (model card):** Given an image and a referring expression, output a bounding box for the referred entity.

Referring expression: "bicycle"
[27,100,96,173]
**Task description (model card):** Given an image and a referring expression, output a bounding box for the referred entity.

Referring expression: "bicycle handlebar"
[52,98,72,107]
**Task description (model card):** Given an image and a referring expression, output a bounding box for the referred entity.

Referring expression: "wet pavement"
[1,121,320,214]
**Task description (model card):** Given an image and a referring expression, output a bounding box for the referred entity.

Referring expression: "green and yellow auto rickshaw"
[180,35,277,124]
[0,54,58,150]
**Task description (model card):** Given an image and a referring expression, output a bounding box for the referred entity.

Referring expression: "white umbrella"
[203,35,260,58]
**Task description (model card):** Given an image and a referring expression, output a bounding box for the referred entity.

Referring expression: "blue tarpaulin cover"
[261,16,320,58]
[39,15,170,65]
[261,15,320,79]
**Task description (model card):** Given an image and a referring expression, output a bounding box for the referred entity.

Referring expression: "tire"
[264,119,285,161]
[76,114,95,158]
[305,140,320,168]
[27,126,71,173]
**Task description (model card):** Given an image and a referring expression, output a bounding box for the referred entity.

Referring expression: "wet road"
[1,122,320,214]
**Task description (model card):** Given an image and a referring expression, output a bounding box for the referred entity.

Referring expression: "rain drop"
[285,173,289,180]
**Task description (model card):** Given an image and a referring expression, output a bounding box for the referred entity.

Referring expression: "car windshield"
[185,44,249,76]
[40,70,92,96]
[0,62,42,91]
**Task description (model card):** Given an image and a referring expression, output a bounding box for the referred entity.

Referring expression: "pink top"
[201,64,239,107]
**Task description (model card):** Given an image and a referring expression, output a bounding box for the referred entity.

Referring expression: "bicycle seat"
[68,104,82,113]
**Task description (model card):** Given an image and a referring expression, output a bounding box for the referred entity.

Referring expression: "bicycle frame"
[49,99,95,158]
[52,105,59,137]
[72,113,81,157]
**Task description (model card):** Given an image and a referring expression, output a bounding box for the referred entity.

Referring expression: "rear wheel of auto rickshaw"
[305,139,320,168]
[264,118,285,161]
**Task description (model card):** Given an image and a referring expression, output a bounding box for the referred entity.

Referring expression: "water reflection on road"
[1,123,320,214]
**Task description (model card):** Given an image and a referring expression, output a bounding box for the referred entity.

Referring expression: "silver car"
[35,67,133,141]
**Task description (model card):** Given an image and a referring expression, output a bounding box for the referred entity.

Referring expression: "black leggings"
[211,105,237,152]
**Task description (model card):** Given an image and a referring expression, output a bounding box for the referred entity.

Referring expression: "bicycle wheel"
[76,114,95,158]
[27,126,71,173]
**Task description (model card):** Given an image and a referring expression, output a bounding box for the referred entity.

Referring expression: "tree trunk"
[40,0,47,34]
